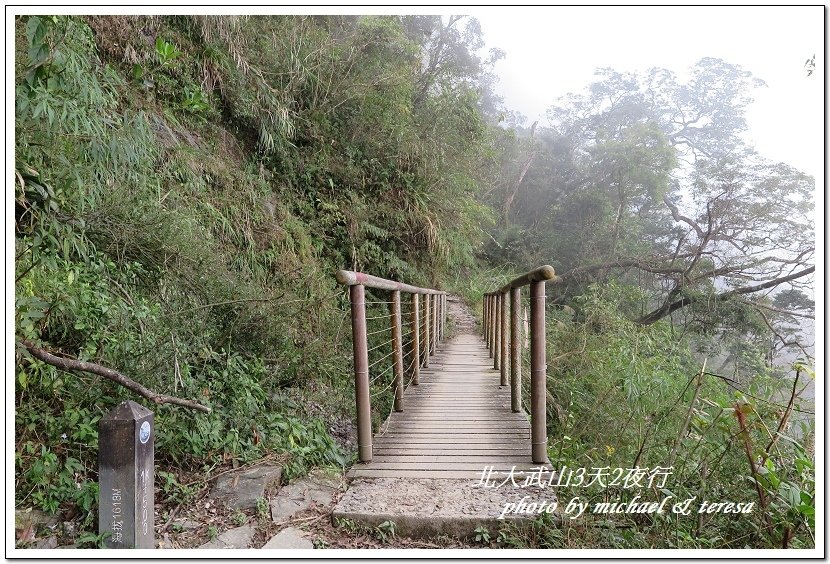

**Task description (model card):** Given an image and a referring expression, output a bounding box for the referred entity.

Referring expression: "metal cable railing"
[483,265,558,463]
[335,270,448,462]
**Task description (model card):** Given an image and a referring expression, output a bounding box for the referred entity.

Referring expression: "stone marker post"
[98,400,155,549]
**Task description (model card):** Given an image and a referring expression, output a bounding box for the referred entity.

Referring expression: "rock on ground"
[197,524,256,549]
[15,508,59,531]
[270,470,341,523]
[210,464,283,511]
[34,537,58,550]
[261,527,313,549]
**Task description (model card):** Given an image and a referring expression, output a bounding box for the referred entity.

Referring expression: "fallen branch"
[18,339,211,413]
[273,511,330,530]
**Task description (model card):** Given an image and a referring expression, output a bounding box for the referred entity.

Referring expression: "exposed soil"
[447,295,479,335]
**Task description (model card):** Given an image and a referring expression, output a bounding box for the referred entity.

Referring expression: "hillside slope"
[14,14,498,536]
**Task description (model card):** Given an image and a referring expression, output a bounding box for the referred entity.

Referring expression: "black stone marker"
[98,400,154,549]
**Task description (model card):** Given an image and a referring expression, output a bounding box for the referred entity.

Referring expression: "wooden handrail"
[484,264,557,295]
[335,270,447,462]
[336,270,447,295]
[483,265,556,464]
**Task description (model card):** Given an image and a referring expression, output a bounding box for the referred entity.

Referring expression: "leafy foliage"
[486,59,813,345]
[538,285,814,548]
[14,13,500,541]
[14,14,814,551]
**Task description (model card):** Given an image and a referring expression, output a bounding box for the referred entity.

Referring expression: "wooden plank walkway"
[347,332,545,480]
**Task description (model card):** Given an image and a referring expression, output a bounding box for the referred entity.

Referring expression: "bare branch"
[748,301,815,320]
[504,124,538,222]
[692,252,815,284]
[752,306,812,360]
[663,194,704,238]
[559,257,687,280]
[722,266,815,298]
[19,340,211,413]
[637,266,815,325]
[761,368,800,463]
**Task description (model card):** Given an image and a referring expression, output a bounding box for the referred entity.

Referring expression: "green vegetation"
[14,14,813,550]
[535,286,815,548]
[473,525,491,545]
[479,55,815,549]
[14,12,496,543]
[333,517,397,544]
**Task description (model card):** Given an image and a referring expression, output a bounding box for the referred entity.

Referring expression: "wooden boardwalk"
[347,332,546,480]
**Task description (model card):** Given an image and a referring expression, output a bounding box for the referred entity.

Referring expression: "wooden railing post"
[436,295,440,343]
[489,294,495,353]
[530,280,547,463]
[493,293,501,370]
[490,294,495,354]
[440,295,446,341]
[510,287,522,413]
[410,293,420,385]
[488,294,492,345]
[500,291,508,387]
[350,284,372,462]
[490,294,494,348]
[484,294,490,347]
[436,295,440,341]
[443,295,447,339]
[423,292,431,368]
[431,294,438,354]
[429,293,434,354]
[391,290,404,412]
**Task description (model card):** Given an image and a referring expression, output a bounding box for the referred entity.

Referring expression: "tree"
[402,15,501,111]
[631,154,814,327]
[491,58,814,345]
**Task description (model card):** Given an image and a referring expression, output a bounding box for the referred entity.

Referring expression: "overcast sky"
[472,6,823,183]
